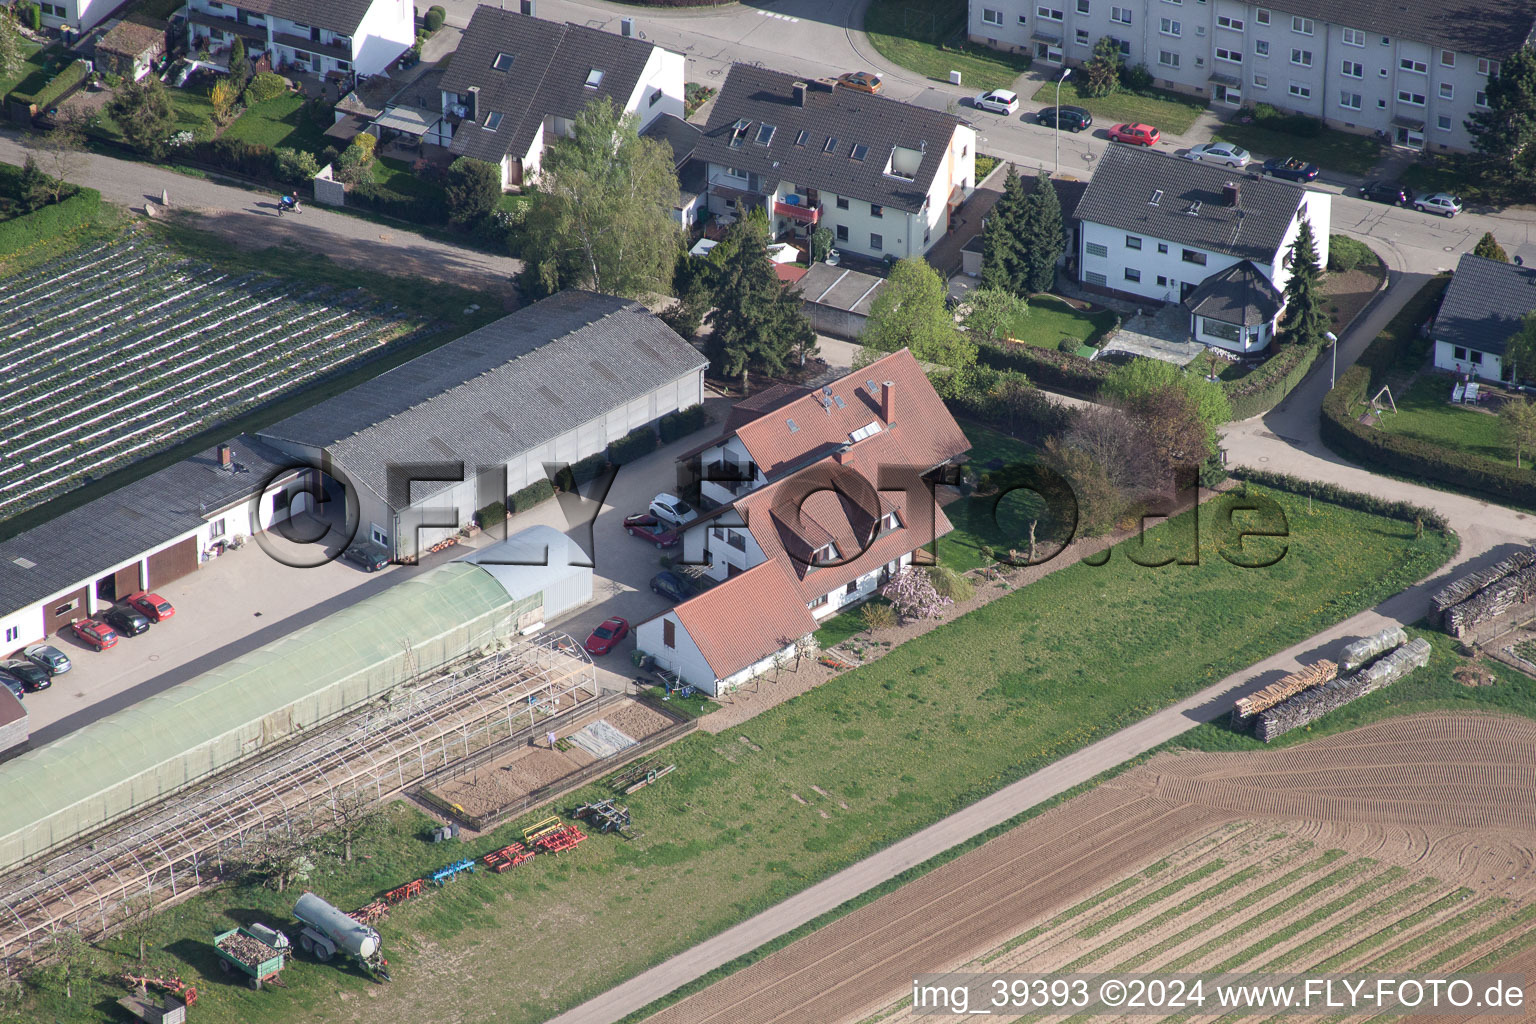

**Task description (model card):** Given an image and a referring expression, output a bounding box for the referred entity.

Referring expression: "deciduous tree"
[961,286,1028,345]
[0,14,24,85]
[1502,395,1536,468]
[519,96,681,298]
[325,789,385,863]
[860,257,976,393]
[1507,310,1536,384]
[105,76,174,158]
[444,156,501,226]
[880,565,952,622]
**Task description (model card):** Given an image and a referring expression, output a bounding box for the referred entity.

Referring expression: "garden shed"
[457,526,594,631]
[94,18,167,82]
[792,263,887,340]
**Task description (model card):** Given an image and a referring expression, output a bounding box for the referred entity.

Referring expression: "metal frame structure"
[0,633,595,964]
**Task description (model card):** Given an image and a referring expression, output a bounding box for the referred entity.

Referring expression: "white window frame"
[1076,0,1089,12]
[1439,82,1454,99]
[1075,28,1089,44]
[1399,57,1427,74]
[1217,14,1242,30]
[1288,81,1310,99]
[1339,91,1362,110]
[1037,4,1064,20]
[981,7,1003,25]
[1291,16,1312,35]
[1216,47,1241,64]
[1255,8,1270,24]
[1478,58,1499,77]
[1440,50,1455,68]
[1342,27,1365,47]
[1341,59,1362,78]
[1396,89,1425,106]
[1476,90,1489,108]
[1252,73,1268,88]
[1290,48,1312,67]
[1111,5,1131,24]
[1436,115,1452,131]
[1160,17,1180,36]
[1254,40,1269,57]
[1158,49,1180,68]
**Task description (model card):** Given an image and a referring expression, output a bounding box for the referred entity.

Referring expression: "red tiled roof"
[676,383,812,462]
[670,561,818,681]
[732,349,969,479]
[775,264,809,285]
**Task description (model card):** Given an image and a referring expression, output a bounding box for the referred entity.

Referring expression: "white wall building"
[1430,252,1536,383]
[185,0,413,77]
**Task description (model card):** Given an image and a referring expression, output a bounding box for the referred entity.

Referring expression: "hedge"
[608,425,659,466]
[978,342,1111,398]
[658,404,708,443]
[473,500,506,528]
[509,478,555,513]
[348,182,449,225]
[0,186,101,257]
[1227,465,1450,533]
[12,59,89,109]
[1321,364,1536,511]
[1222,341,1325,421]
[191,137,278,179]
[245,72,287,104]
[1355,275,1450,385]
[1327,234,1375,273]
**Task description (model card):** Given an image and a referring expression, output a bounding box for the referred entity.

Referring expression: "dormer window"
[492,52,514,70]
[585,68,604,88]
[812,542,839,565]
[484,111,503,131]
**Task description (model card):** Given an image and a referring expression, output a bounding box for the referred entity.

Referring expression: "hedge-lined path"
[0,128,523,307]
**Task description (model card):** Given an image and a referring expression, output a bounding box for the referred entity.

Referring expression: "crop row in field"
[0,236,418,522]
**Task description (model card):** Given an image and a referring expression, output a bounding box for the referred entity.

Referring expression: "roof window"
[585,68,604,88]
[755,123,776,145]
[850,143,868,161]
[823,135,839,153]
[795,129,809,146]
[492,52,514,71]
[849,422,881,442]
[1149,189,1163,205]
[484,111,503,131]
[787,418,800,433]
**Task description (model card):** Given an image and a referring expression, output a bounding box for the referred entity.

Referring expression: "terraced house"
[185,0,415,77]
[635,350,970,694]
[694,65,977,261]
[968,0,1533,151]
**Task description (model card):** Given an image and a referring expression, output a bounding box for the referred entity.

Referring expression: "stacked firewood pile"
[1444,565,1536,639]
[216,931,281,967]
[1232,660,1337,727]
[1429,547,1536,626]
[1255,638,1430,742]
[1340,626,1408,672]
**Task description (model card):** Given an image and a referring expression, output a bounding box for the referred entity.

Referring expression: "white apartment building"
[969,0,1536,151]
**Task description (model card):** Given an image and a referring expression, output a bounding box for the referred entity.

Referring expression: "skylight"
[755,123,776,145]
[484,111,503,131]
[787,418,800,433]
[1149,189,1164,206]
[585,68,604,88]
[794,129,809,146]
[492,52,514,71]
[849,422,881,442]
[850,143,868,161]
[823,135,839,153]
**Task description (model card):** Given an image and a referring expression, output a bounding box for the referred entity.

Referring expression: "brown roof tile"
[670,561,818,681]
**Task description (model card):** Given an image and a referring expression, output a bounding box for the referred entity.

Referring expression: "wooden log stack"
[1444,564,1536,639]
[1338,626,1407,673]
[1256,638,1430,741]
[1232,660,1337,727]
[1429,546,1536,626]
[217,932,280,968]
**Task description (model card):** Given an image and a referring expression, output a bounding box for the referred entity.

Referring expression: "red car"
[583,616,630,656]
[70,618,119,651]
[125,590,176,621]
[1108,122,1160,146]
[623,512,681,549]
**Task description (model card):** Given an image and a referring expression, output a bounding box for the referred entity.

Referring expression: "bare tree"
[792,633,820,671]
[326,789,385,863]
[39,928,98,1001]
[1062,405,1156,497]
[240,811,323,891]
[23,113,88,205]
[114,890,159,965]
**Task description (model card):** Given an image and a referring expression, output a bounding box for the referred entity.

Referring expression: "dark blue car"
[1260,156,1320,182]
[650,571,697,603]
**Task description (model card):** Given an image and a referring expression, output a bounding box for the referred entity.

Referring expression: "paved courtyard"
[1098,303,1208,366]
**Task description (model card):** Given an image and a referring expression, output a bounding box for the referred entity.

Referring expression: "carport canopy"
[372,105,441,137]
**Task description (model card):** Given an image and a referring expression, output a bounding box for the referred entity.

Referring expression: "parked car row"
[0,643,74,699]
[1358,180,1463,216]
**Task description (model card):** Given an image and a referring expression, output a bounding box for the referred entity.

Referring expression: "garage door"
[146,537,199,589]
[112,564,140,600]
[43,586,89,635]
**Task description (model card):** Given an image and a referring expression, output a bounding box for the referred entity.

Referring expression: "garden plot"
[0,236,417,522]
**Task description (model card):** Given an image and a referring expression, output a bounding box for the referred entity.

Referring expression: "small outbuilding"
[94,18,167,82]
[792,263,887,339]
[457,526,594,632]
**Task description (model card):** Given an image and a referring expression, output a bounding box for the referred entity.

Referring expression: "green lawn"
[865,0,1033,92]
[25,487,1455,1024]
[0,39,49,99]
[1214,123,1382,177]
[1005,293,1120,350]
[93,86,219,144]
[1375,374,1514,467]
[1030,80,1205,135]
[375,156,449,201]
[224,93,330,153]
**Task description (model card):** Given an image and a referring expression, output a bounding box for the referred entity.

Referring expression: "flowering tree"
[881,566,953,623]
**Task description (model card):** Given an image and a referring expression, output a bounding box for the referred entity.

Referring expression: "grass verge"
[1029,80,1204,135]
[1214,123,1382,177]
[865,0,1033,92]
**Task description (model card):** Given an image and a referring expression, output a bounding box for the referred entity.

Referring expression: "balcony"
[773,198,821,225]
[272,30,352,61]
[705,461,755,498]
[187,9,268,44]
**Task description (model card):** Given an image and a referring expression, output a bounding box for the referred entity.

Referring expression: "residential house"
[32,0,110,33]
[185,0,414,77]
[0,436,310,661]
[636,350,970,693]
[642,113,707,226]
[93,18,168,82]
[257,292,708,562]
[694,65,977,261]
[432,7,684,189]
[1431,252,1536,383]
[968,0,1534,152]
[1074,145,1330,353]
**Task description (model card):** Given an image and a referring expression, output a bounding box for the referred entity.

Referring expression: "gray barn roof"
[440,7,659,163]
[1435,252,1536,358]
[1261,0,1536,61]
[0,436,294,615]
[1077,146,1308,265]
[1184,260,1284,326]
[696,65,968,215]
[793,263,887,315]
[259,292,707,509]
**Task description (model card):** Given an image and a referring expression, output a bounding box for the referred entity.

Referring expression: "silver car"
[23,643,71,675]
[1414,192,1462,217]
[1184,142,1251,168]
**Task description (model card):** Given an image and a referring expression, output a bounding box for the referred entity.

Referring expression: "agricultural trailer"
[293,891,391,981]
[212,924,289,990]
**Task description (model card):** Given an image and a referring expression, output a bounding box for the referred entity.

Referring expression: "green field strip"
[1314,888,1474,971]
[978,876,1143,965]
[1162,857,1373,971]
[1367,896,1510,970]
[1420,902,1536,971]
[1076,861,1230,939]
[1464,909,1536,971]
[1260,876,1439,971]
[1062,864,1267,972]
[1210,865,1406,972]
[1115,848,1339,970]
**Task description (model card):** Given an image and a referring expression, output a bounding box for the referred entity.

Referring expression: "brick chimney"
[1223,181,1240,207]
[881,381,896,424]
[793,81,808,107]
[217,443,233,468]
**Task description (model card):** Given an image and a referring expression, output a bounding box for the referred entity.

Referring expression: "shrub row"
[348,182,449,225]
[0,186,100,256]
[1249,102,1324,138]
[1227,463,1451,533]
[658,404,708,443]
[608,425,660,466]
[1222,341,1325,421]
[1320,363,1536,513]
[978,342,1111,398]
[1355,275,1450,385]
[473,500,506,528]
[190,137,278,179]
[1327,234,1376,273]
[509,478,555,513]
[12,58,89,109]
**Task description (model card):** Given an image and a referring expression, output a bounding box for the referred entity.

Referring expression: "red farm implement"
[483,842,536,873]
[535,824,587,854]
[384,879,423,905]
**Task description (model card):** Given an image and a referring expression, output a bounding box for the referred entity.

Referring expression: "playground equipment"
[292,891,390,981]
[574,799,636,839]
[212,925,288,990]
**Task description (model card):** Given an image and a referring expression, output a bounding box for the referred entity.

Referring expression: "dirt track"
[644,713,1536,1024]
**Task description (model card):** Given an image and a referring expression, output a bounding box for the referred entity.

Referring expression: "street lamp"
[1325,331,1339,389]
[1055,67,1072,176]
